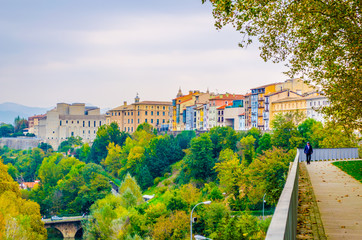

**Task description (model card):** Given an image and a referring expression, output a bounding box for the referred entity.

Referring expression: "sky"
[0,0,288,109]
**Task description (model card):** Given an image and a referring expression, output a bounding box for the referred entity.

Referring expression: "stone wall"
[0,137,43,150]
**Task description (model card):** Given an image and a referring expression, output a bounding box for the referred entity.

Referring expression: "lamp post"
[262,193,266,220]
[190,201,211,240]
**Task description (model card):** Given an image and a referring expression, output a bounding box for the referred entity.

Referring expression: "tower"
[135,93,140,103]
[176,87,183,98]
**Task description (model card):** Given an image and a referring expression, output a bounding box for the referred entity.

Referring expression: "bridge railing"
[298,148,358,162]
[266,147,359,240]
[265,151,299,240]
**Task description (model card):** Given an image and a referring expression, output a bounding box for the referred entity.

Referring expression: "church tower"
[176,87,183,98]
[135,93,140,103]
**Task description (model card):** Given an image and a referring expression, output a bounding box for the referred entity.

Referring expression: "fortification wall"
[0,137,43,150]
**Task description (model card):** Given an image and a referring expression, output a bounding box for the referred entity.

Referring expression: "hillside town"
[22,78,328,150]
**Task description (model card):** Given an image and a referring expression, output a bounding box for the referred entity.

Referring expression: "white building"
[37,103,106,149]
[306,96,329,124]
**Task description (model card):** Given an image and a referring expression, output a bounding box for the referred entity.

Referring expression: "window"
[131,127,133,132]
[157,111,159,116]
[83,121,85,127]
[163,119,165,123]
[145,119,148,123]
[138,111,140,116]
[66,120,68,124]
[125,127,126,131]
[88,121,90,127]
[94,121,96,127]
[145,111,148,115]
[138,119,140,124]
[157,119,159,124]
[163,112,165,116]
[99,121,101,126]
[151,111,153,116]
[128,127,130,132]
[163,106,165,110]
[77,121,79,124]
[60,121,62,126]
[131,112,133,116]
[151,119,153,123]
[131,119,133,123]
[128,119,130,124]
[83,130,85,134]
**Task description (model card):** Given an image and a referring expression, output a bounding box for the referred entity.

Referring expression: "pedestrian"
[304,142,313,164]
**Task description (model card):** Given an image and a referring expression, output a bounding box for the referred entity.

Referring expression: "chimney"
[124,101,127,106]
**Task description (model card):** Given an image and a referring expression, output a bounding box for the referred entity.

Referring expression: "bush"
[163,180,171,186]
[154,177,161,186]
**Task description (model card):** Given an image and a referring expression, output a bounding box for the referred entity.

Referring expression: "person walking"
[304,142,313,164]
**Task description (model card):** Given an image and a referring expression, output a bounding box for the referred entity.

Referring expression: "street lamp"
[190,201,211,240]
[262,193,266,220]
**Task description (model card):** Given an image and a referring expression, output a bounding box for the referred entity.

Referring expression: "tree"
[0,123,14,137]
[246,127,262,151]
[185,133,216,181]
[37,142,53,153]
[88,123,130,164]
[202,0,362,130]
[175,130,196,149]
[118,173,144,206]
[246,147,295,206]
[209,127,238,158]
[0,158,47,240]
[256,133,272,155]
[271,114,303,150]
[238,135,256,166]
[102,142,122,177]
[298,118,324,148]
[14,116,28,134]
[214,149,243,197]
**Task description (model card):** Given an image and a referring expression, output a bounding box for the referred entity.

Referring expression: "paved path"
[306,161,362,239]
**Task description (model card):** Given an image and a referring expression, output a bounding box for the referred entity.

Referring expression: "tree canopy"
[202,0,362,130]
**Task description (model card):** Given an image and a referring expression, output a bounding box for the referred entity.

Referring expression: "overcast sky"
[0,0,288,109]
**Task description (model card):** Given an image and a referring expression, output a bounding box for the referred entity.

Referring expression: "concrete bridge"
[43,216,84,239]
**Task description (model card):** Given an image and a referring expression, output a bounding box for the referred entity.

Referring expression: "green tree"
[298,118,324,148]
[202,0,362,130]
[271,114,303,150]
[88,122,130,164]
[246,147,295,206]
[75,142,90,162]
[209,127,238,158]
[175,130,196,149]
[185,133,216,181]
[256,133,272,155]
[118,173,144,206]
[238,135,256,166]
[0,123,14,137]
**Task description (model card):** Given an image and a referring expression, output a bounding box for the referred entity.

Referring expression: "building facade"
[107,96,172,133]
[306,95,329,124]
[37,103,105,149]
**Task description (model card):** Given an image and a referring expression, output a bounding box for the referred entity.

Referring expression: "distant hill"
[0,102,50,124]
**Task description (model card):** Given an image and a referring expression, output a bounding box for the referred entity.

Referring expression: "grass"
[332,160,362,183]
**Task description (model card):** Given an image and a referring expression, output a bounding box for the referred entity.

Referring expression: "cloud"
[0,1,288,109]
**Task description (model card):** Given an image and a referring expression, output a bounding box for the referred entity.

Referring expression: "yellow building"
[276,78,316,94]
[270,96,307,124]
[108,95,171,133]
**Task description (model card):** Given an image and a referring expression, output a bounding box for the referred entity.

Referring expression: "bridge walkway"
[306,161,362,239]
